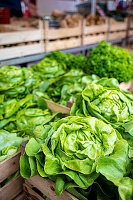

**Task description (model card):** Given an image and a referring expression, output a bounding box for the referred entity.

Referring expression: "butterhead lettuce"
[20,116,132,199]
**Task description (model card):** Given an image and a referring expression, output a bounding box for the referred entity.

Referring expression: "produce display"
[1,42,133,200]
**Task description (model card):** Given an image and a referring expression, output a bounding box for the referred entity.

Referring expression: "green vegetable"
[20,116,133,199]
[71,83,133,152]
[46,51,88,71]
[30,57,66,79]
[87,41,133,82]
[0,130,26,162]
[0,66,39,99]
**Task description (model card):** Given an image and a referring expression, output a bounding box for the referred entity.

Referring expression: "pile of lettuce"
[0,66,40,100]
[36,69,100,105]
[0,92,66,162]
[20,116,133,200]
[30,57,66,80]
[0,130,26,162]
[87,41,133,82]
[46,42,133,83]
[46,51,88,71]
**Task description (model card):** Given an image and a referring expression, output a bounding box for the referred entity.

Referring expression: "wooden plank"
[0,43,44,60]
[0,151,20,183]
[83,34,106,45]
[0,175,24,200]
[44,99,70,115]
[129,30,133,37]
[26,175,78,200]
[84,24,108,35]
[0,24,36,32]
[14,193,24,200]
[46,38,81,52]
[108,32,126,40]
[0,30,43,45]
[23,183,44,200]
[46,26,81,40]
[110,22,127,32]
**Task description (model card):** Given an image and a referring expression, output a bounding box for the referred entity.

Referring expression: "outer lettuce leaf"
[112,177,133,200]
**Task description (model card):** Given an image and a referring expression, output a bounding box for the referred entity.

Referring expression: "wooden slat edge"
[14,192,24,200]
[26,175,78,200]
[0,30,43,45]
[0,175,24,200]
[0,43,44,60]
[0,151,21,183]
[23,183,44,200]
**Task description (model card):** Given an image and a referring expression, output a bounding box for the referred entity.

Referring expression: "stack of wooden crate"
[0,18,131,61]
[82,19,108,45]
[0,21,44,60]
[108,18,127,40]
[44,20,82,52]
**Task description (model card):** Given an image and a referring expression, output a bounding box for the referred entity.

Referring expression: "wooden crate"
[108,18,127,40]
[44,20,82,52]
[82,19,108,45]
[0,151,24,200]
[23,176,78,200]
[0,20,45,60]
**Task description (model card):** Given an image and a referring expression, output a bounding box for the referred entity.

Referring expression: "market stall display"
[0,41,133,200]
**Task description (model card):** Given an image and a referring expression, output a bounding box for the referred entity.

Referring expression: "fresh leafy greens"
[0,130,26,161]
[71,83,133,157]
[20,116,133,199]
[87,41,133,82]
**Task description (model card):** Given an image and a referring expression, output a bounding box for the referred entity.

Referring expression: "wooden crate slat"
[23,183,44,200]
[108,31,126,40]
[129,30,133,36]
[0,175,23,200]
[130,22,133,29]
[0,151,20,183]
[14,193,24,200]
[46,26,81,40]
[46,38,80,52]
[26,175,78,200]
[83,34,106,45]
[110,22,127,32]
[0,43,44,60]
[0,30,43,45]
[84,24,108,35]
